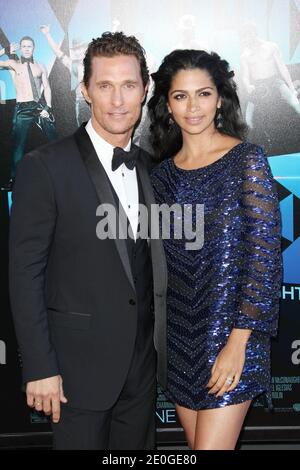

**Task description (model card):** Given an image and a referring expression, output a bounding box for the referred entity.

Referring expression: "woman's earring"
[169,114,174,126]
[216,107,223,129]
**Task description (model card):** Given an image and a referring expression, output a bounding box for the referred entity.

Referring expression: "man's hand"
[40,25,50,35]
[26,375,68,423]
[247,84,255,95]
[0,43,18,58]
[291,87,299,98]
[10,42,19,54]
[40,109,50,118]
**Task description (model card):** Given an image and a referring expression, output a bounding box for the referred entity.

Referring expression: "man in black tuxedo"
[9,32,167,450]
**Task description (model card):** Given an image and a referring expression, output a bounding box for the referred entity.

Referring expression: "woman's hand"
[206,328,251,397]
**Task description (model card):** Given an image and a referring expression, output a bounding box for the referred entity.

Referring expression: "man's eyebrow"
[95,79,139,85]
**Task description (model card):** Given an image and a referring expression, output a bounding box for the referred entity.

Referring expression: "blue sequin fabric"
[151,142,282,410]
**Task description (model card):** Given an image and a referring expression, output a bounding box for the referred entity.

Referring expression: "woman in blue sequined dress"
[148,50,282,450]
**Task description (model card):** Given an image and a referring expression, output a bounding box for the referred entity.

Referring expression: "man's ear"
[81,83,91,105]
[141,82,149,103]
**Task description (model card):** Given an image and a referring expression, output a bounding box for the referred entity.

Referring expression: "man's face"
[241,24,258,49]
[20,40,34,59]
[82,54,147,144]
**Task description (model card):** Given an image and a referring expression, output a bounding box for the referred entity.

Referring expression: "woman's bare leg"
[175,404,197,449]
[193,400,252,450]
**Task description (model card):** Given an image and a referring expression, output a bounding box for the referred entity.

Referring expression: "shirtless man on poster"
[40,25,90,126]
[241,23,300,128]
[0,36,57,189]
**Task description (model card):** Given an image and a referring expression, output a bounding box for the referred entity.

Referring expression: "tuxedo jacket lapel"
[136,156,168,294]
[136,156,168,381]
[74,125,135,292]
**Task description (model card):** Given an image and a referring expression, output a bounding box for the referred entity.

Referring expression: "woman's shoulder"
[222,136,265,159]
[215,136,265,163]
[239,141,268,166]
[236,142,275,183]
[223,139,267,170]
[241,141,266,155]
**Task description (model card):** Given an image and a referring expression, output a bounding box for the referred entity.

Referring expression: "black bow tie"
[21,56,34,64]
[112,145,139,171]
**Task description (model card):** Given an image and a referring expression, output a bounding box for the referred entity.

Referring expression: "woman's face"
[167,68,221,136]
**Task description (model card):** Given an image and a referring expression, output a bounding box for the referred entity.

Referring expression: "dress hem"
[166,388,273,411]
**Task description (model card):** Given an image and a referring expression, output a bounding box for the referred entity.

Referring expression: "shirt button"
[128,205,131,208]
[122,173,125,177]
[129,299,136,305]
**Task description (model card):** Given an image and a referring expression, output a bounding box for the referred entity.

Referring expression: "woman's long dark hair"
[148,49,247,160]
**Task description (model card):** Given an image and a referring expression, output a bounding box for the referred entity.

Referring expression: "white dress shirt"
[86,120,139,239]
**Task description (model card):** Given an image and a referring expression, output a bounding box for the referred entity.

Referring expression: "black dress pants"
[52,339,156,450]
